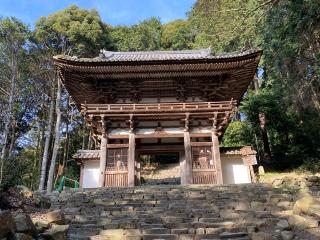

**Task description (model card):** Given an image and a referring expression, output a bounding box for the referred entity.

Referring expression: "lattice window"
[192,146,215,170]
[106,148,128,171]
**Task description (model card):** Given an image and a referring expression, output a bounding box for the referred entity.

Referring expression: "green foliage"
[0,17,29,46]
[222,120,254,147]
[34,5,112,55]
[298,157,320,174]
[0,156,25,191]
[161,20,194,50]
[241,88,320,169]
[261,0,320,111]
[111,18,162,51]
[188,0,264,51]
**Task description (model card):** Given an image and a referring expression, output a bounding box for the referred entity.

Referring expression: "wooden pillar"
[212,131,223,184]
[99,134,107,187]
[80,163,84,188]
[182,113,192,185]
[183,131,193,185]
[128,132,135,187]
[249,165,256,183]
[128,114,135,187]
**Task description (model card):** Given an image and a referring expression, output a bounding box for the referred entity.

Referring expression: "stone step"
[46,184,304,240]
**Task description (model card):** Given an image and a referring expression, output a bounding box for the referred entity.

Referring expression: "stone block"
[220,231,247,239]
[288,214,319,229]
[162,216,183,223]
[276,219,290,230]
[41,225,69,240]
[0,210,15,238]
[142,228,170,234]
[143,234,177,240]
[46,210,65,224]
[177,234,194,240]
[14,233,33,240]
[251,231,273,240]
[14,214,36,235]
[280,230,294,240]
[171,228,188,234]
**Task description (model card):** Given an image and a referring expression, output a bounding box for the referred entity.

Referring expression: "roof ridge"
[53,48,262,63]
[99,48,212,58]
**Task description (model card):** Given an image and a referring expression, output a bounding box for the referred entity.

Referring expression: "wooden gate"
[105,148,128,187]
[192,146,217,184]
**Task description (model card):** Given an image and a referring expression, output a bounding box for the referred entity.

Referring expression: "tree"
[38,86,54,191]
[46,78,61,193]
[33,5,113,191]
[34,4,112,56]
[161,20,194,50]
[222,120,255,147]
[188,0,273,51]
[0,17,29,185]
[111,18,162,51]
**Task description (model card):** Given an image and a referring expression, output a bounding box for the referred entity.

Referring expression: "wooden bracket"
[100,114,107,137]
[209,112,218,133]
[128,114,134,133]
[183,113,190,132]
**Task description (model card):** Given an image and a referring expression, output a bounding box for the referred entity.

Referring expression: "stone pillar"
[128,132,135,187]
[212,131,223,184]
[99,134,107,187]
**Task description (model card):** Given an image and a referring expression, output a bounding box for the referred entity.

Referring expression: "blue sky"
[0,0,196,27]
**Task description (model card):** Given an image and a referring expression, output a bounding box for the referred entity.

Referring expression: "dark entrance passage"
[139,152,181,185]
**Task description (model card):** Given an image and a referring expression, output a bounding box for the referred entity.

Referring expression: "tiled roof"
[73,147,254,161]
[73,150,100,160]
[54,48,261,63]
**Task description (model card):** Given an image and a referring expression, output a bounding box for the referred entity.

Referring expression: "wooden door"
[192,146,217,184]
[105,148,128,187]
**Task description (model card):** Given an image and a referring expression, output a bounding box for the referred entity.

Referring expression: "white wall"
[221,156,251,184]
[82,161,100,188]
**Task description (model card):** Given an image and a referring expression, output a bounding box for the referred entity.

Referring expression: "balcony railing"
[82,100,236,115]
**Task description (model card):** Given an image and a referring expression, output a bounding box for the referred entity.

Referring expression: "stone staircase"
[49,184,319,240]
[141,163,181,185]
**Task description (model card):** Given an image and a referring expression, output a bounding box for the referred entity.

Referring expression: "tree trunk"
[38,87,55,191]
[0,47,17,186]
[62,97,69,167]
[46,77,61,193]
[8,119,16,159]
[38,119,45,175]
[254,73,272,164]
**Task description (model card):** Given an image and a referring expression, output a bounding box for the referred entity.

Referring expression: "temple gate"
[54,48,261,187]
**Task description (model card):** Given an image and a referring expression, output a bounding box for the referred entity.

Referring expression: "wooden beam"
[212,132,223,184]
[107,143,129,148]
[191,142,212,147]
[137,144,184,152]
[128,132,135,187]
[107,132,212,139]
